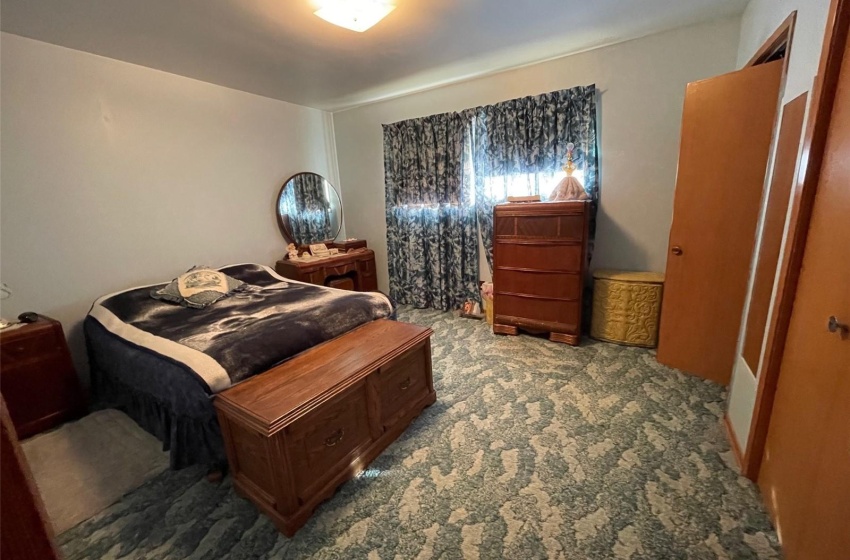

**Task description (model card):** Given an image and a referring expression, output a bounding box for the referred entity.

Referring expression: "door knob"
[827,316,848,335]
[671,246,683,256]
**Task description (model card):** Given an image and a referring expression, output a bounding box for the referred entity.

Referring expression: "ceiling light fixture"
[313,0,396,32]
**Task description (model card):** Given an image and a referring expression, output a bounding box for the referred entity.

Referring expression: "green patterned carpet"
[59,308,781,559]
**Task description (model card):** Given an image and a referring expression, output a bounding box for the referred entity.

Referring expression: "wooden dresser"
[492,201,590,345]
[0,316,86,438]
[215,319,434,536]
[275,245,378,292]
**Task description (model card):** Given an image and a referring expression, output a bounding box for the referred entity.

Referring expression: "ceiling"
[0,0,747,111]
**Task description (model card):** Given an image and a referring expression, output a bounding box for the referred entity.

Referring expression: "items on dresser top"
[333,238,368,251]
[286,238,369,260]
[0,311,42,331]
[548,142,590,202]
[507,195,542,203]
[275,241,378,292]
[86,263,393,468]
[492,200,590,345]
[591,270,665,348]
[215,319,435,537]
[286,242,341,262]
[18,311,39,324]
[276,172,343,246]
[0,315,86,438]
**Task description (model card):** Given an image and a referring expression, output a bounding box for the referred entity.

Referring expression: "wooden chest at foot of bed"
[214,319,435,537]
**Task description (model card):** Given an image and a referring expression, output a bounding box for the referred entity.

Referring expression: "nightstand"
[0,315,86,438]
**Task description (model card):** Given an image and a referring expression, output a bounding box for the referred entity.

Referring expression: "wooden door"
[657,61,783,384]
[758,36,850,560]
[0,397,60,560]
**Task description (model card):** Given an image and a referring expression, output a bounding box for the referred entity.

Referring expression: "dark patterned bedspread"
[89,263,394,393]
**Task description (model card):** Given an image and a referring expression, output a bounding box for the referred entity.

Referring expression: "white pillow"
[150,267,245,309]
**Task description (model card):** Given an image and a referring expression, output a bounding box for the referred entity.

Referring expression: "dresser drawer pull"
[324,428,345,447]
[399,377,411,391]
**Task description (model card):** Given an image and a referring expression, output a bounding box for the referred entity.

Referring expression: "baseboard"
[723,414,744,472]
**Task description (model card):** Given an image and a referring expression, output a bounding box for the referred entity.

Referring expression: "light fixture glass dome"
[314,0,396,32]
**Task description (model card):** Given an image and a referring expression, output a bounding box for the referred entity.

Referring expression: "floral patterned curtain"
[278,173,332,244]
[383,113,479,311]
[471,85,599,270]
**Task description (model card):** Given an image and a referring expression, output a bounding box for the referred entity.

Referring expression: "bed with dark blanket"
[86,263,394,468]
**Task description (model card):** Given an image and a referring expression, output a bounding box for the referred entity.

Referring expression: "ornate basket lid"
[593,269,664,283]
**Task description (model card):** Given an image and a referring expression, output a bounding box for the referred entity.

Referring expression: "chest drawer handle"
[399,377,411,391]
[324,428,344,447]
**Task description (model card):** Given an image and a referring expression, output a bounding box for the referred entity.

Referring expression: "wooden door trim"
[742,0,850,480]
[736,12,797,377]
[747,11,797,67]
[724,414,744,470]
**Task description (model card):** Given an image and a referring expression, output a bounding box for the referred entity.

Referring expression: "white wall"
[332,18,741,292]
[726,0,832,449]
[0,33,338,377]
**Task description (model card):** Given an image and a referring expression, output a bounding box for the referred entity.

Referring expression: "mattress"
[85,263,395,468]
[89,263,394,393]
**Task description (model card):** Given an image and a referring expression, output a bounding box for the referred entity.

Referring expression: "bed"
[85,263,394,469]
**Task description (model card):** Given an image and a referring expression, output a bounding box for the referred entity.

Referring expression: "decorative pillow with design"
[151,267,246,309]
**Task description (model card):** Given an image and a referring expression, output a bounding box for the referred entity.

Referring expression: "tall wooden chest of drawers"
[492,201,590,345]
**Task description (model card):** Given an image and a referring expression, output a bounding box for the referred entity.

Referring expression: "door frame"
[747,12,797,67]
[720,13,796,468]
[741,0,850,480]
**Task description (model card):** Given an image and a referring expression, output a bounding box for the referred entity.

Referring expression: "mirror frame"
[276,172,344,246]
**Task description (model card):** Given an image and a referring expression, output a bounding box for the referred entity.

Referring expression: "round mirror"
[276,172,343,245]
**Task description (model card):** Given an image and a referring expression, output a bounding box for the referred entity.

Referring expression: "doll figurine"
[549,143,589,202]
[287,243,299,260]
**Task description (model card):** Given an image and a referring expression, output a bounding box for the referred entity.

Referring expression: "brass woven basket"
[591,270,664,348]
